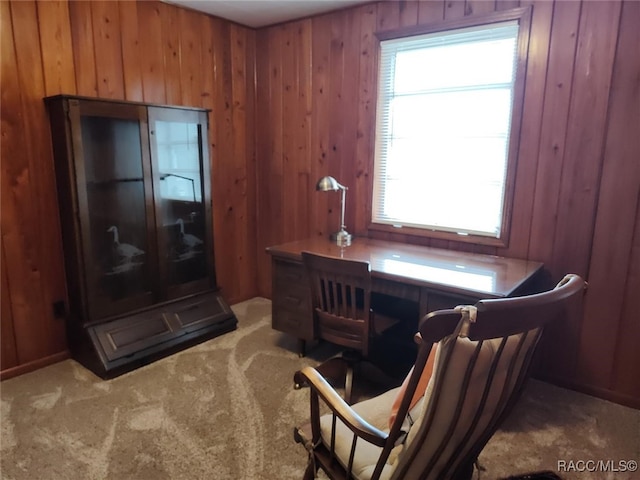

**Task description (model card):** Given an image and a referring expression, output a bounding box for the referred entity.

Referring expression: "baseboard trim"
[0,351,70,381]
[533,374,640,410]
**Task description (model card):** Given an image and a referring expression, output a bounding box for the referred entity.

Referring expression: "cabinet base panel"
[67,290,238,379]
[73,316,237,379]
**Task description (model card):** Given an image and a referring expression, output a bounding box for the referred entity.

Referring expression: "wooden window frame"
[369,7,532,248]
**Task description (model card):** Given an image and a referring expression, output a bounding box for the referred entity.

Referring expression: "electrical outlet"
[52,301,66,318]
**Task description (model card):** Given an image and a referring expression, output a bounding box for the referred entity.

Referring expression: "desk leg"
[297,339,306,357]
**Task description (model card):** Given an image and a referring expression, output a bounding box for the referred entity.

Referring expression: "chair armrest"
[294,366,388,447]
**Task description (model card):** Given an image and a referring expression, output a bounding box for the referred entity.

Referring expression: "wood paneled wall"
[255,0,640,408]
[2,0,638,408]
[0,0,257,378]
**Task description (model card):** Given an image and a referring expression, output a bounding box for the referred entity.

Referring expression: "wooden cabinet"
[45,95,237,378]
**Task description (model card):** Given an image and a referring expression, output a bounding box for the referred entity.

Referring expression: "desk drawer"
[272,305,302,333]
[427,291,479,313]
[373,278,420,302]
[272,258,310,314]
[273,258,305,285]
[271,258,312,339]
[273,285,309,313]
[272,304,313,340]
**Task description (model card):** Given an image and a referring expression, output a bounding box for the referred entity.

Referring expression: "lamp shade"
[316,176,344,192]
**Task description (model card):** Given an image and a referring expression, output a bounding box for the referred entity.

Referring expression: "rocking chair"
[293,274,586,480]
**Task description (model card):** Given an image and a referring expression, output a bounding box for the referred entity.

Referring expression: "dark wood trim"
[0,351,70,381]
[45,93,212,113]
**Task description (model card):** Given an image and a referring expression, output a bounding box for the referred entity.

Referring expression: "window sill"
[367,223,509,248]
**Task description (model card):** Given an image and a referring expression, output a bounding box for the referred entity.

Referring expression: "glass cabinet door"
[70,101,157,320]
[148,107,213,299]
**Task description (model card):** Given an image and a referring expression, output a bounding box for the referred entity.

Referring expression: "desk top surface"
[267,237,543,299]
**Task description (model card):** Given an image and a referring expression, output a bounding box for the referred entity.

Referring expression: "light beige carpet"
[1,297,638,480]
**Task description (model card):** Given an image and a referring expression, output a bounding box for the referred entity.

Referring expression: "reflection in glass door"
[150,110,209,295]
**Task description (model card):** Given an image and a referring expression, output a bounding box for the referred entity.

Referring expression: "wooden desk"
[267,237,543,354]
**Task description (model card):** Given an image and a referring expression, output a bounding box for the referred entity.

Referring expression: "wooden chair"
[301,251,401,404]
[293,274,587,480]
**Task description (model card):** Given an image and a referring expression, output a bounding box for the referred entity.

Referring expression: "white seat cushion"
[319,387,400,480]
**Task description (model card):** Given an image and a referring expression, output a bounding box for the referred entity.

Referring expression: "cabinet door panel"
[92,309,177,362]
[171,294,231,331]
[70,101,157,320]
[149,107,213,299]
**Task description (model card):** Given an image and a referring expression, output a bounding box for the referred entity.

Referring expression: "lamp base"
[335,230,352,247]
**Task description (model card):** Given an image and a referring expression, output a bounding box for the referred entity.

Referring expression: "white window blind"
[372,21,520,238]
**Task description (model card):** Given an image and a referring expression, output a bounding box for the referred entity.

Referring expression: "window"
[372,9,531,245]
